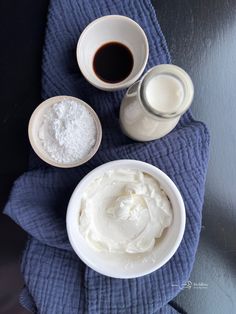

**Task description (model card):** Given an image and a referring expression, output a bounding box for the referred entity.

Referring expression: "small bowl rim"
[28,95,102,168]
[66,159,186,278]
[76,15,149,91]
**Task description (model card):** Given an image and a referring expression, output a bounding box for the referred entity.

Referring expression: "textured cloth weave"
[4,0,210,313]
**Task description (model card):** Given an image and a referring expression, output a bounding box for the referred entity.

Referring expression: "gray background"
[155,0,236,312]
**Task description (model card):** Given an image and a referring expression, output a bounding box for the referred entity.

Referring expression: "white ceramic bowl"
[28,96,102,168]
[76,15,149,91]
[67,160,186,278]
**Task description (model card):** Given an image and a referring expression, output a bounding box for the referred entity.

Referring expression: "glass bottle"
[119,64,194,141]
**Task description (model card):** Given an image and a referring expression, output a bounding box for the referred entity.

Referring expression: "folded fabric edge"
[19,286,36,313]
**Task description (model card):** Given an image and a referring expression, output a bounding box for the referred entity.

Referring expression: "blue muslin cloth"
[4,0,210,313]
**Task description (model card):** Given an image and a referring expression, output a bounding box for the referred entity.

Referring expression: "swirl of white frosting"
[79,169,172,254]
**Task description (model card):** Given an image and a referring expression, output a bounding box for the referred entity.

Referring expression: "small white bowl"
[76,15,149,91]
[28,96,102,168]
[67,160,186,278]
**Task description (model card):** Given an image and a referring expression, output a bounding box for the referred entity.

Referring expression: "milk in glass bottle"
[119,64,194,141]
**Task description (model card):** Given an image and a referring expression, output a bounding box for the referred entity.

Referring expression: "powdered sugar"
[38,99,97,163]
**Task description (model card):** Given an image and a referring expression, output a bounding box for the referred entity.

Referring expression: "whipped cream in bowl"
[66,160,186,278]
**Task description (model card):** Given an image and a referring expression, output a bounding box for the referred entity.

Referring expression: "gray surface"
[0,1,49,313]
[154,0,236,312]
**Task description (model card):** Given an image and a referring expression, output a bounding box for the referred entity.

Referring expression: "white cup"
[76,15,149,91]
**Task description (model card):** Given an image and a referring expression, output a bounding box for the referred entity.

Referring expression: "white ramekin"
[28,96,102,168]
[76,15,149,91]
[66,160,186,278]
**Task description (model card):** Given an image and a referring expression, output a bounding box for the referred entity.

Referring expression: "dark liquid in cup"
[93,42,134,84]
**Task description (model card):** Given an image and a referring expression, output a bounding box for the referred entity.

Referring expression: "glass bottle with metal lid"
[119,64,194,141]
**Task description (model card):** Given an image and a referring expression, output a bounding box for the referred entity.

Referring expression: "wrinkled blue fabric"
[4,0,210,313]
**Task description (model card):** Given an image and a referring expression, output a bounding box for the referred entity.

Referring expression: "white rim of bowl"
[66,159,186,278]
[28,95,102,168]
[76,15,149,90]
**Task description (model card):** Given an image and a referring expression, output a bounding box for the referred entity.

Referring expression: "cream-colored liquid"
[145,75,184,113]
[120,64,194,141]
[119,73,185,141]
